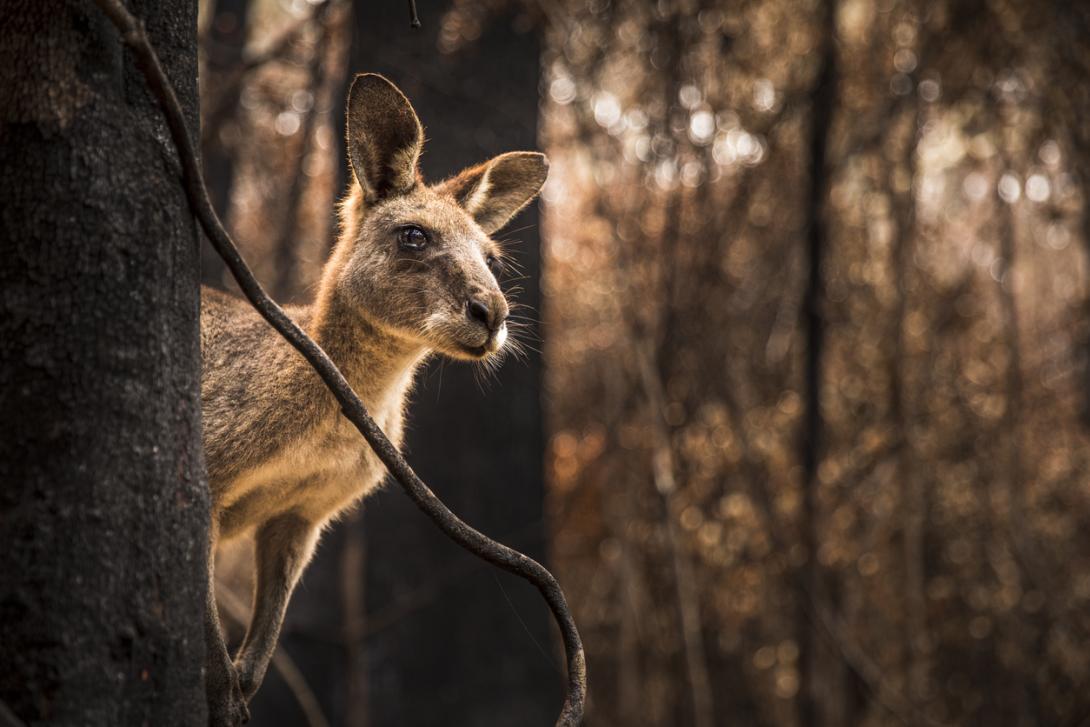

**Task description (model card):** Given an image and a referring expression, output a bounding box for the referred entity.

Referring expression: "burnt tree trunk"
[246,1,556,725]
[798,0,838,724]
[200,0,250,290]
[351,7,554,717]
[0,1,208,724]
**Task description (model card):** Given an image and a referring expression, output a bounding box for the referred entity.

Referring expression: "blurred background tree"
[197,0,1090,725]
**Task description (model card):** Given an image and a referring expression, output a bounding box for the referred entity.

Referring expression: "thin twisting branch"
[0,700,25,727]
[91,1,586,724]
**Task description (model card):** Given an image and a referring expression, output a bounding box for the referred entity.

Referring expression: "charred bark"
[251,1,557,725]
[350,4,554,724]
[0,1,208,724]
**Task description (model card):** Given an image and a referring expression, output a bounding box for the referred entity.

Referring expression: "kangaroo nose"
[466,296,507,332]
[467,298,493,329]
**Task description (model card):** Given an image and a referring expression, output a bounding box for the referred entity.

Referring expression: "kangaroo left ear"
[441,152,549,234]
[346,73,424,202]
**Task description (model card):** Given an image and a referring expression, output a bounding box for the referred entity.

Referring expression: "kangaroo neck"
[306,292,427,404]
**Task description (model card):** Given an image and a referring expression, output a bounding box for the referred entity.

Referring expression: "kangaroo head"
[333,73,547,361]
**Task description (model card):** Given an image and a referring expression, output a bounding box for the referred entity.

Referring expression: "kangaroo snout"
[465,292,508,333]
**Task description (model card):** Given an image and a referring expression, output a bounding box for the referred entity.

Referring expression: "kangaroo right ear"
[345,74,424,202]
[440,152,549,234]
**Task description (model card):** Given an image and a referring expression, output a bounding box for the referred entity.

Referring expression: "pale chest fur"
[214,374,412,540]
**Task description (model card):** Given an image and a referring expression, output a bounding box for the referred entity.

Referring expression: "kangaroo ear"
[441,152,549,234]
[346,74,424,202]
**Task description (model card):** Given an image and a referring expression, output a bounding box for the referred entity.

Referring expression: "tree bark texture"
[0,1,208,724]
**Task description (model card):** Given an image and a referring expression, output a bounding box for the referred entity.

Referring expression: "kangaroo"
[199,73,548,725]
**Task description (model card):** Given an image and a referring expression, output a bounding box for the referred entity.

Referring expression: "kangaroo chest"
[216,389,409,539]
[303,404,404,513]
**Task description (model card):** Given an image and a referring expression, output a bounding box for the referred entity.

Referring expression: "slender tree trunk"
[0,1,208,724]
[294,1,555,724]
[995,157,1042,724]
[649,14,716,722]
[358,3,552,720]
[1045,1,1090,428]
[341,511,369,727]
[617,531,644,727]
[271,12,331,301]
[996,161,1024,571]
[638,343,715,727]
[887,100,929,707]
[798,1,838,724]
[201,0,251,289]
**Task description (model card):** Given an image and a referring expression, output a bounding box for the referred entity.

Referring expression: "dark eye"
[398,225,428,251]
[486,254,504,278]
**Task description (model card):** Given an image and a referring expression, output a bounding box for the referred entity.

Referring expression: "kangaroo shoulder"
[201,286,312,361]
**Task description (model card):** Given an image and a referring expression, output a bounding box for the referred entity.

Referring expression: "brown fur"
[200,74,548,725]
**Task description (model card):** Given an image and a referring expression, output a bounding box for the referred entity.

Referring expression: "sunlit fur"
[198,73,548,725]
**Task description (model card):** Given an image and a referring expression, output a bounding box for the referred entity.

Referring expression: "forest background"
[37,0,1090,725]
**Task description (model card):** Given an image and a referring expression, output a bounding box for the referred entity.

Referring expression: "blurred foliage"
[543,0,1090,725]
[199,0,350,301]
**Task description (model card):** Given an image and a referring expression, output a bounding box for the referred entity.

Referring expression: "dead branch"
[91,1,586,724]
[0,701,25,727]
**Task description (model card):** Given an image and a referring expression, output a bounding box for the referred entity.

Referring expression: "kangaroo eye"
[398,226,428,251]
[486,255,504,278]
